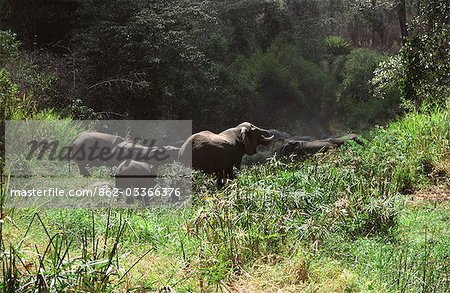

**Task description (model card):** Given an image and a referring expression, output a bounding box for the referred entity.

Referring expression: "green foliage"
[71,0,218,122]
[324,35,352,56]
[0,30,61,113]
[339,48,385,103]
[338,48,401,127]
[64,98,101,120]
[401,0,450,105]
[0,31,100,121]
[0,210,148,292]
[0,1,422,130]
[226,40,336,129]
[345,0,398,49]
[217,0,292,55]
[326,203,450,292]
[371,54,403,101]
[0,69,20,116]
[0,30,20,63]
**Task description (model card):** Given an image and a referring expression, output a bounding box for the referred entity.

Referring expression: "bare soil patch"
[410,184,450,204]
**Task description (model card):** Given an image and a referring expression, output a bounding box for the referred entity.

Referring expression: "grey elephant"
[160,145,180,163]
[267,129,292,140]
[271,135,316,154]
[69,131,125,176]
[258,128,292,153]
[178,122,273,186]
[113,141,180,168]
[279,133,363,160]
[321,133,362,147]
[279,140,335,159]
[115,159,155,204]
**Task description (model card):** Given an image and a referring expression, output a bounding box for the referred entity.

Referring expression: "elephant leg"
[216,171,224,188]
[77,161,91,177]
[226,167,234,181]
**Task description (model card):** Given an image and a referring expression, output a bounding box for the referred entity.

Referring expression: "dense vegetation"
[1,0,449,292]
[1,0,448,132]
[1,104,449,291]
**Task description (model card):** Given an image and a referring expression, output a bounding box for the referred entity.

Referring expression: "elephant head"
[238,122,274,155]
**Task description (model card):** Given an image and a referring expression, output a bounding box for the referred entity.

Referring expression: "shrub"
[0,30,20,63]
[323,35,352,56]
[338,48,401,127]
[400,0,450,106]
[339,48,385,103]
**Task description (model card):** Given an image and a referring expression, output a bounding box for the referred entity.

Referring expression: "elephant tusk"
[261,135,274,141]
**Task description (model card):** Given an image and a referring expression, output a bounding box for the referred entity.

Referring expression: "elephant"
[258,129,292,153]
[320,133,362,147]
[69,131,125,176]
[279,134,363,160]
[271,135,317,154]
[178,122,274,186]
[115,159,155,204]
[267,129,292,140]
[289,135,316,142]
[112,141,180,169]
[160,145,180,163]
[279,140,335,159]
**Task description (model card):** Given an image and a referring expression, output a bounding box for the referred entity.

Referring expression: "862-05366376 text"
[9,187,182,198]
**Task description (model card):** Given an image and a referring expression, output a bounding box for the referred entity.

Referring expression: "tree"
[401,0,450,104]
[70,0,219,126]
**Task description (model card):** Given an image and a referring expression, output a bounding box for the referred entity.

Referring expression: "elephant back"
[69,131,125,166]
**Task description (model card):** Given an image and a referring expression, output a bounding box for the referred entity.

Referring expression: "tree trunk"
[397,0,408,45]
[397,0,416,101]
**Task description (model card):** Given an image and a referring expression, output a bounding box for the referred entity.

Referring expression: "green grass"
[1,103,449,291]
[323,202,450,292]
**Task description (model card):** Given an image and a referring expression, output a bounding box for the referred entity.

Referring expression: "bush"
[339,48,385,103]
[323,35,352,56]
[338,48,401,127]
[400,0,450,106]
[0,30,20,63]
[0,30,59,111]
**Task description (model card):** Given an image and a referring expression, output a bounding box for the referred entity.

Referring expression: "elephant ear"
[241,127,257,155]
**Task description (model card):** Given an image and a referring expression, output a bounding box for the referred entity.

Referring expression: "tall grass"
[1,103,449,291]
[190,102,450,287]
[0,208,156,292]
[324,203,450,292]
